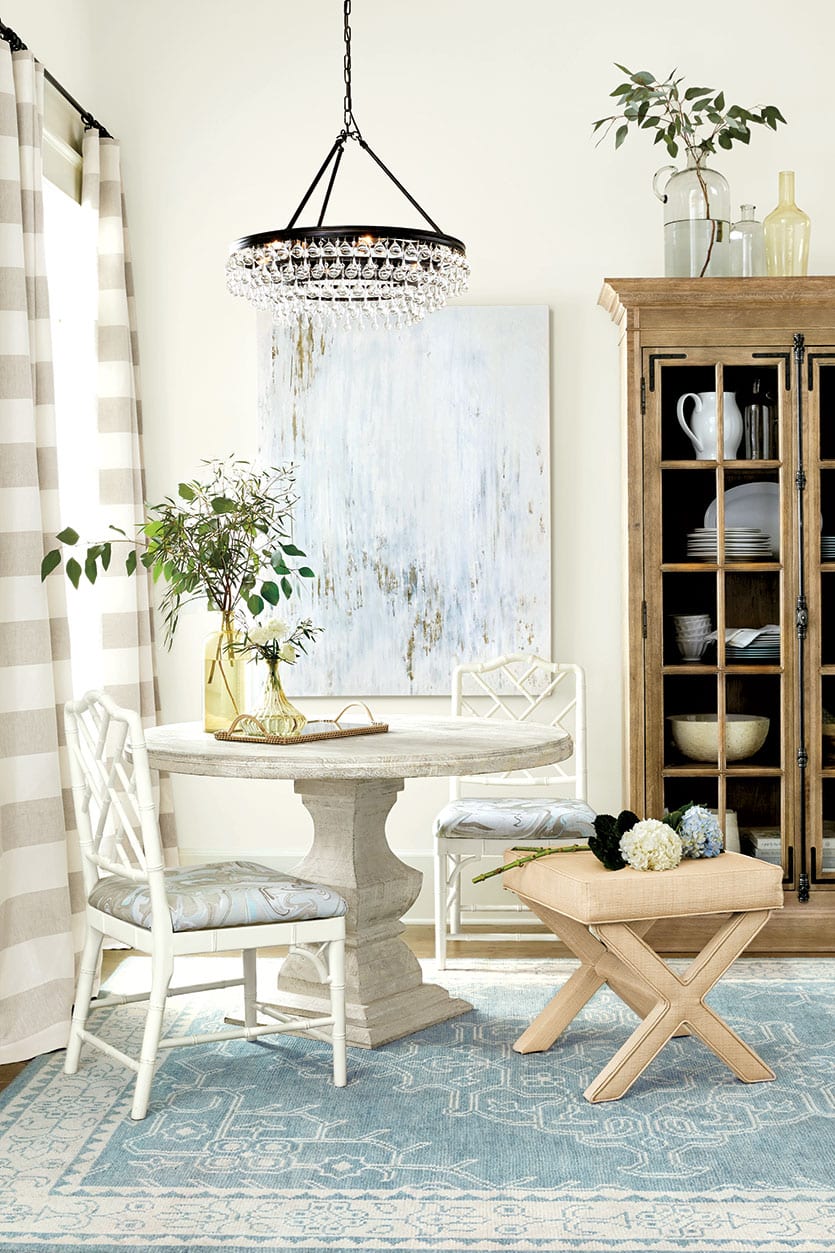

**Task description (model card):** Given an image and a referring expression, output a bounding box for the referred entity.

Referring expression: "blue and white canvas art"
[257,305,551,695]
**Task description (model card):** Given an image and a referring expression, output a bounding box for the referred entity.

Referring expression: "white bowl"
[669,713,770,762]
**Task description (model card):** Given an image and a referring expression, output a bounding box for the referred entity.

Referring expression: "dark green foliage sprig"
[40,458,316,647]
[593,65,786,162]
[587,809,640,871]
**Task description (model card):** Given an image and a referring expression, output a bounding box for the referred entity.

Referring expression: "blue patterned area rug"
[2,957,835,1253]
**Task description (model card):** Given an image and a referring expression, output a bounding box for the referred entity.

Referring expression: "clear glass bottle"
[730,204,766,277]
[743,378,778,461]
[653,152,731,277]
[764,171,811,276]
[203,612,246,732]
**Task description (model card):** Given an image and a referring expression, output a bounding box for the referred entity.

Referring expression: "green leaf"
[66,557,82,589]
[108,524,127,536]
[247,594,264,616]
[270,552,291,575]
[40,549,61,579]
[84,556,98,584]
[281,543,306,557]
[615,124,628,149]
[178,482,196,501]
[101,542,112,571]
[718,131,733,149]
[261,580,280,605]
[713,91,725,111]
[665,138,678,157]
[56,526,79,545]
[298,567,315,578]
[280,577,293,599]
[210,496,236,514]
[684,86,712,100]
[152,560,164,583]
[631,70,655,85]
[610,83,632,97]
[126,549,137,576]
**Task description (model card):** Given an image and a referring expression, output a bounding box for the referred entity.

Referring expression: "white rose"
[278,642,297,664]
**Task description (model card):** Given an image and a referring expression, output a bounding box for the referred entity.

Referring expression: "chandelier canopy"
[226,1,468,330]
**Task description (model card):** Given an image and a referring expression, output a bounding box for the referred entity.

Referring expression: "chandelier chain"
[343,0,358,137]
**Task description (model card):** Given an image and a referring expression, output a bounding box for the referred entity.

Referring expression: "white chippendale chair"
[63,691,347,1120]
[433,654,595,968]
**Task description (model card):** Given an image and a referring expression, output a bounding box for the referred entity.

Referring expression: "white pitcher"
[676,391,743,460]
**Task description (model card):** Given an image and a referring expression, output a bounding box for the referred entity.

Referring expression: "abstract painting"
[256,305,550,695]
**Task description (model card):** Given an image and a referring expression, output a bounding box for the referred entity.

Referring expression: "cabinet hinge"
[640,377,646,416]
[796,468,807,491]
[797,747,809,769]
[796,593,809,640]
[641,600,648,638]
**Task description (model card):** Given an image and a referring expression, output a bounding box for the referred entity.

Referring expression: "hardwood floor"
[0,926,557,1093]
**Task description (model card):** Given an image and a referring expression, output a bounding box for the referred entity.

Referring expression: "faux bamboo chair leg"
[242,949,257,1030]
[64,926,104,1075]
[131,948,174,1121]
[434,846,448,970]
[329,937,347,1088]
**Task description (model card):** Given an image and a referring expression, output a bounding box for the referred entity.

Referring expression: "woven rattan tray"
[214,702,388,746]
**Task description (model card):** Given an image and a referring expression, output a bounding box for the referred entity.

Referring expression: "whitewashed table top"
[144,716,572,781]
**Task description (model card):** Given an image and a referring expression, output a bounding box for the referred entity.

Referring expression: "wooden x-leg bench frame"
[502,850,784,1103]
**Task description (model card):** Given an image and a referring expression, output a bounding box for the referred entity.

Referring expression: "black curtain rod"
[0,17,112,138]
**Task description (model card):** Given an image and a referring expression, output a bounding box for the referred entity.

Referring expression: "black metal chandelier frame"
[229,0,465,262]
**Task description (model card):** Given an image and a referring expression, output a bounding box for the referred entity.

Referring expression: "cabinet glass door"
[806,352,835,889]
[644,350,795,882]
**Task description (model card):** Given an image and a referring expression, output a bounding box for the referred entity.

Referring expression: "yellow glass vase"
[203,613,246,732]
[255,658,307,737]
[764,171,810,276]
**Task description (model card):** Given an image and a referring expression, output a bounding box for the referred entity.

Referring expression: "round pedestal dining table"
[144,715,572,1048]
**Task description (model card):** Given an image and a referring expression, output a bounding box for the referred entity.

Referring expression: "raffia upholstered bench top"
[502,849,784,925]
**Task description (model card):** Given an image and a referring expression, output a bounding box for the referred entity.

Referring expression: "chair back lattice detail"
[452,653,586,799]
[65,691,165,908]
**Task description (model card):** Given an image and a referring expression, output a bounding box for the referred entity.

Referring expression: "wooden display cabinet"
[601,278,835,953]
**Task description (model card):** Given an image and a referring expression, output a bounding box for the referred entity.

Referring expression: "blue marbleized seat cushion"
[433,797,597,843]
[88,860,347,932]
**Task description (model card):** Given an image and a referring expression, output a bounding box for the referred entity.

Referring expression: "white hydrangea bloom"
[620,818,682,872]
[247,617,290,647]
[278,642,297,663]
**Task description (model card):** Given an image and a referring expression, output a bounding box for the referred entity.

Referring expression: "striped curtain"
[0,45,76,1062]
[81,131,176,858]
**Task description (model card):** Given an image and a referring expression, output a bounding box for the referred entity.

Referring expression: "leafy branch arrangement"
[593,65,786,163]
[472,801,721,882]
[40,459,315,647]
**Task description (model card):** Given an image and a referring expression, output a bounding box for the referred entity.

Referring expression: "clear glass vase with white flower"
[240,617,322,737]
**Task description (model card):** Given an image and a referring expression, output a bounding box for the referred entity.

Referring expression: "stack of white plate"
[686,527,774,561]
[726,625,781,664]
[822,535,835,561]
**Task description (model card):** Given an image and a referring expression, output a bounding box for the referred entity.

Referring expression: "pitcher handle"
[677,393,703,453]
[652,164,677,203]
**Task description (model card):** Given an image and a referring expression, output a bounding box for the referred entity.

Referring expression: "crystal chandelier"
[226,0,468,330]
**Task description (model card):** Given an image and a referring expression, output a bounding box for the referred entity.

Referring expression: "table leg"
[273,777,472,1048]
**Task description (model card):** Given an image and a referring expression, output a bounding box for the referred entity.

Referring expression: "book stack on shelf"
[745,825,835,872]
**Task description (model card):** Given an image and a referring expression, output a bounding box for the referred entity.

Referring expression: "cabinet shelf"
[662,665,782,675]
[659,460,782,471]
[661,562,782,573]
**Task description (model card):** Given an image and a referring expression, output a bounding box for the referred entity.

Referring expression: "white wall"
[11,0,835,918]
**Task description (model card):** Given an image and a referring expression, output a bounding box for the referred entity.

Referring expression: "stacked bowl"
[673,613,711,661]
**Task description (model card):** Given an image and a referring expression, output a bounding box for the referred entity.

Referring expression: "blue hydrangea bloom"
[678,804,723,859]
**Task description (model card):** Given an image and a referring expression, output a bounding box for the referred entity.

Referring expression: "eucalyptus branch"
[472,844,589,883]
[593,64,786,164]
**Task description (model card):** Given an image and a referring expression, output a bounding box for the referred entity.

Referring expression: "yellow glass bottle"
[203,612,246,732]
[764,171,810,276]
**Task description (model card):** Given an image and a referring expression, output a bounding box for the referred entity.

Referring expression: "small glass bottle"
[764,171,811,276]
[730,205,766,277]
[203,612,246,732]
[743,378,777,461]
